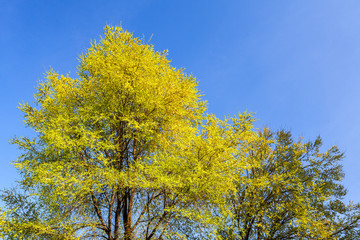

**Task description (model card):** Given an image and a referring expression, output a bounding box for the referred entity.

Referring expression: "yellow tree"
[1,26,259,240]
[0,26,244,239]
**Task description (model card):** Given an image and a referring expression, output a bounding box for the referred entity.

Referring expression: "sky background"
[1,1,360,202]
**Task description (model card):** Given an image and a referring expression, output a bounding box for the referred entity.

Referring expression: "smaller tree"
[219,128,360,240]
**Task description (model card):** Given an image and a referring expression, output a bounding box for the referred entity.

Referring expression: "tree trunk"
[123,187,135,240]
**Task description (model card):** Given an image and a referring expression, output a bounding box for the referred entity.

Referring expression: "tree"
[218,128,360,239]
[1,26,255,239]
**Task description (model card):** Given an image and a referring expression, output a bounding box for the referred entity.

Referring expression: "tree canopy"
[1,26,359,240]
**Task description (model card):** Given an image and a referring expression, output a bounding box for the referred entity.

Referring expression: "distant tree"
[218,128,360,239]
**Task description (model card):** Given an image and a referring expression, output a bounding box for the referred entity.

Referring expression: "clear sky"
[1,1,360,202]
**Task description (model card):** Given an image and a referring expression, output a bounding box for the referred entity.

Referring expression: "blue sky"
[1,1,360,202]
